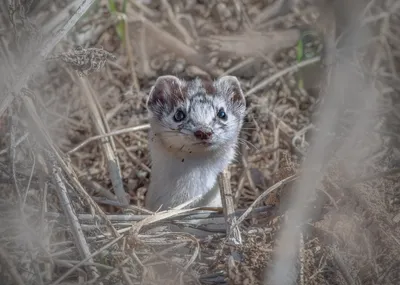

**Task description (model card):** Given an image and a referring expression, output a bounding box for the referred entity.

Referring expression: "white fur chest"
[145,136,235,211]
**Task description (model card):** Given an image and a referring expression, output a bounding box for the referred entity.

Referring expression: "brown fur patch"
[148,76,188,107]
[232,90,244,104]
[170,81,188,105]
[201,79,216,95]
[229,84,245,104]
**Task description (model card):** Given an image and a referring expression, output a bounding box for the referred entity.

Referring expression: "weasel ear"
[215,76,245,106]
[147,75,185,110]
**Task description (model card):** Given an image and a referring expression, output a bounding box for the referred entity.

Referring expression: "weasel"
[145,75,246,211]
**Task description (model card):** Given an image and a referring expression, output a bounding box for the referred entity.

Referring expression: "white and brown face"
[147,75,246,153]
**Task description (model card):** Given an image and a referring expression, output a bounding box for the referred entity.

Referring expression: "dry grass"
[0,0,400,284]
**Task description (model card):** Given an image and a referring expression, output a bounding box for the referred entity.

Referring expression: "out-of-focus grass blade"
[82,0,100,19]
[108,0,127,42]
[296,30,319,89]
[296,35,305,89]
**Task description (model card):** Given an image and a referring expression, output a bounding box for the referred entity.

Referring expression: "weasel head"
[146,75,246,154]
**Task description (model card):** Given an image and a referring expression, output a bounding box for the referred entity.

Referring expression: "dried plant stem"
[127,8,222,77]
[39,176,53,282]
[10,113,22,201]
[130,0,159,17]
[50,235,125,285]
[86,257,132,284]
[44,259,114,271]
[139,23,155,77]
[51,164,100,281]
[253,0,286,26]
[131,208,200,234]
[22,96,120,237]
[0,0,97,118]
[78,76,128,206]
[332,251,355,285]
[273,117,280,172]
[245,56,321,97]
[92,197,154,214]
[67,124,150,155]
[221,57,255,76]
[77,172,117,201]
[8,117,44,283]
[240,142,257,192]
[42,0,84,36]
[234,174,298,227]
[161,0,194,45]
[0,246,25,285]
[22,150,36,206]
[121,268,135,285]
[41,205,273,224]
[124,19,140,92]
[299,232,305,285]
[218,169,242,244]
[115,136,151,173]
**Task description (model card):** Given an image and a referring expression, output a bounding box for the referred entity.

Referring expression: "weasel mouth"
[193,141,213,147]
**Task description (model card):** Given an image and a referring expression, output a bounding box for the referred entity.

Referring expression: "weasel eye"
[217,108,227,120]
[173,109,186,122]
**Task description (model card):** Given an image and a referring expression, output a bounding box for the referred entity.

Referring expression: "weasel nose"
[194,130,212,140]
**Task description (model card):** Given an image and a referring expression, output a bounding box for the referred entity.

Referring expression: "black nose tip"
[194,130,212,140]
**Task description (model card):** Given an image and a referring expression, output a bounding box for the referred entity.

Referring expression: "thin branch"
[161,0,194,45]
[42,0,84,36]
[124,16,140,92]
[50,163,100,281]
[121,268,135,285]
[86,257,131,285]
[10,113,22,201]
[245,56,321,97]
[240,142,257,193]
[130,0,159,18]
[218,169,242,244]
[22,149,36,207]
[0,247,25,285]
[91,196,153,214]
[221,57,255,76]
[332,251,356,285]
[115,136,151,173]
[67,124,150,155]
[130,208,203,234]
[233,174,298,227]
[78,76,128,206]
[41,205,274,223]
[22,96,120,237]
[50,235,125,285]
[253,0,286,26]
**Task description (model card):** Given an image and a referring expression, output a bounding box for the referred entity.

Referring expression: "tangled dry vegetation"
[0,0,400,284]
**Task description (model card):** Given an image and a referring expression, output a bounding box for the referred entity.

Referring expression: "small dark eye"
[173,109,186,122]
[217,108,227,120]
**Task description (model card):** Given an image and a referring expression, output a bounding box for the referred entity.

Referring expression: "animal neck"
[146,130,236,211]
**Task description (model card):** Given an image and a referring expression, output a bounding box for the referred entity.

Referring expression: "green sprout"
[108,0,128,42]
[296,30,319,89]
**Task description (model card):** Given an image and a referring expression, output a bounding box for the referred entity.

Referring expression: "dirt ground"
[0,0,400,284]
